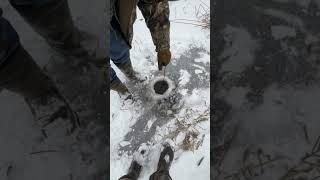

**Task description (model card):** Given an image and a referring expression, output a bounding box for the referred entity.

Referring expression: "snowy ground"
[213,0,320,179]
[110,0,210,180]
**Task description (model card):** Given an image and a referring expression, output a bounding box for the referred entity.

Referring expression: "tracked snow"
[110,0,210,179]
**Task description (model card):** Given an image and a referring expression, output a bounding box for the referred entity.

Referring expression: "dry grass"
[279,136,320,180]
[170,1,210,29]
[195,0,210,29]
[163,109,209,151]
[220,136,320,180]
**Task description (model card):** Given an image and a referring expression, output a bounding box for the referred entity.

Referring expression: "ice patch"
[179,89,188,96]
[262,8,305,30]
[225,87,249,108]
[179,70,191,86]
[271,25,296,40]
[120,141,131,147]
[221,25,258,73]
[145,118,156,132]
[195,69,203,74]
[194,53,210,64]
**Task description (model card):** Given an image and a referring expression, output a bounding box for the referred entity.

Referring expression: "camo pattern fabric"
[113,0,170,52]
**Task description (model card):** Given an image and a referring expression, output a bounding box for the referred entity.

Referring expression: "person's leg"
[109,28,131,95]
[110,67,117,83]
[110,27,139,81]
[0,12,79,133]
[110,27,130,66]
[8,0,95,61]
[110,65,130,95]
[0,8,20,67]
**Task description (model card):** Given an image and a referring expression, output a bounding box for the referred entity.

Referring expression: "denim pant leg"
[0,10,20,67]
[110,27,130,82]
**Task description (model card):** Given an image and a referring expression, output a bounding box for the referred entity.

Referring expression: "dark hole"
[154,80,169,94]
[140,150,145,155]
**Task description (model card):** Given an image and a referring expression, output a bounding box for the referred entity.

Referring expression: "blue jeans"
[0,10,20,67]
[110,27,131,83]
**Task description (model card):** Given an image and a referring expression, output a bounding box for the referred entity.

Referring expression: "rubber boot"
[157,145,174,172]
[115,61,141,82]
[0,45,79,134]
[149,144,174,180]
[110,77,132,99]
[9,0,101,65]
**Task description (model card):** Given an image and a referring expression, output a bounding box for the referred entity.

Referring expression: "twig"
[172,18,204,22]
[199,0,210,9]
[29,150,58,155]
[312,136,320,153]
[279,135,320,180]
[224,158,281,179]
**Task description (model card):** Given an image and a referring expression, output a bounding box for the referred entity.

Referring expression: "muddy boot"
[149,144,174,180]
[115,61,143,82]
[0,45,79,134]
[110,77,132,99]
[9,0,101,66]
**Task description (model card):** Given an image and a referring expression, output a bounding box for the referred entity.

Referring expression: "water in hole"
[154,80,169,94]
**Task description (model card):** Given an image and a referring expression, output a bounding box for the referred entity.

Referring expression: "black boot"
[0,45,79,134]
[150,144,174,180]
[10,0,101,65]
[118,161,142,180]
[149,144,174,180]
[157,144,174,172]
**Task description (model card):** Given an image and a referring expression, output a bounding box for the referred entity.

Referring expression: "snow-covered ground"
[213,0,320,179]
[110,0,210,179]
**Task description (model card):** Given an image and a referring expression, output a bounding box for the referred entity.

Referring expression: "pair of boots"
[0,0,96,133]
[119,145,174,180]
